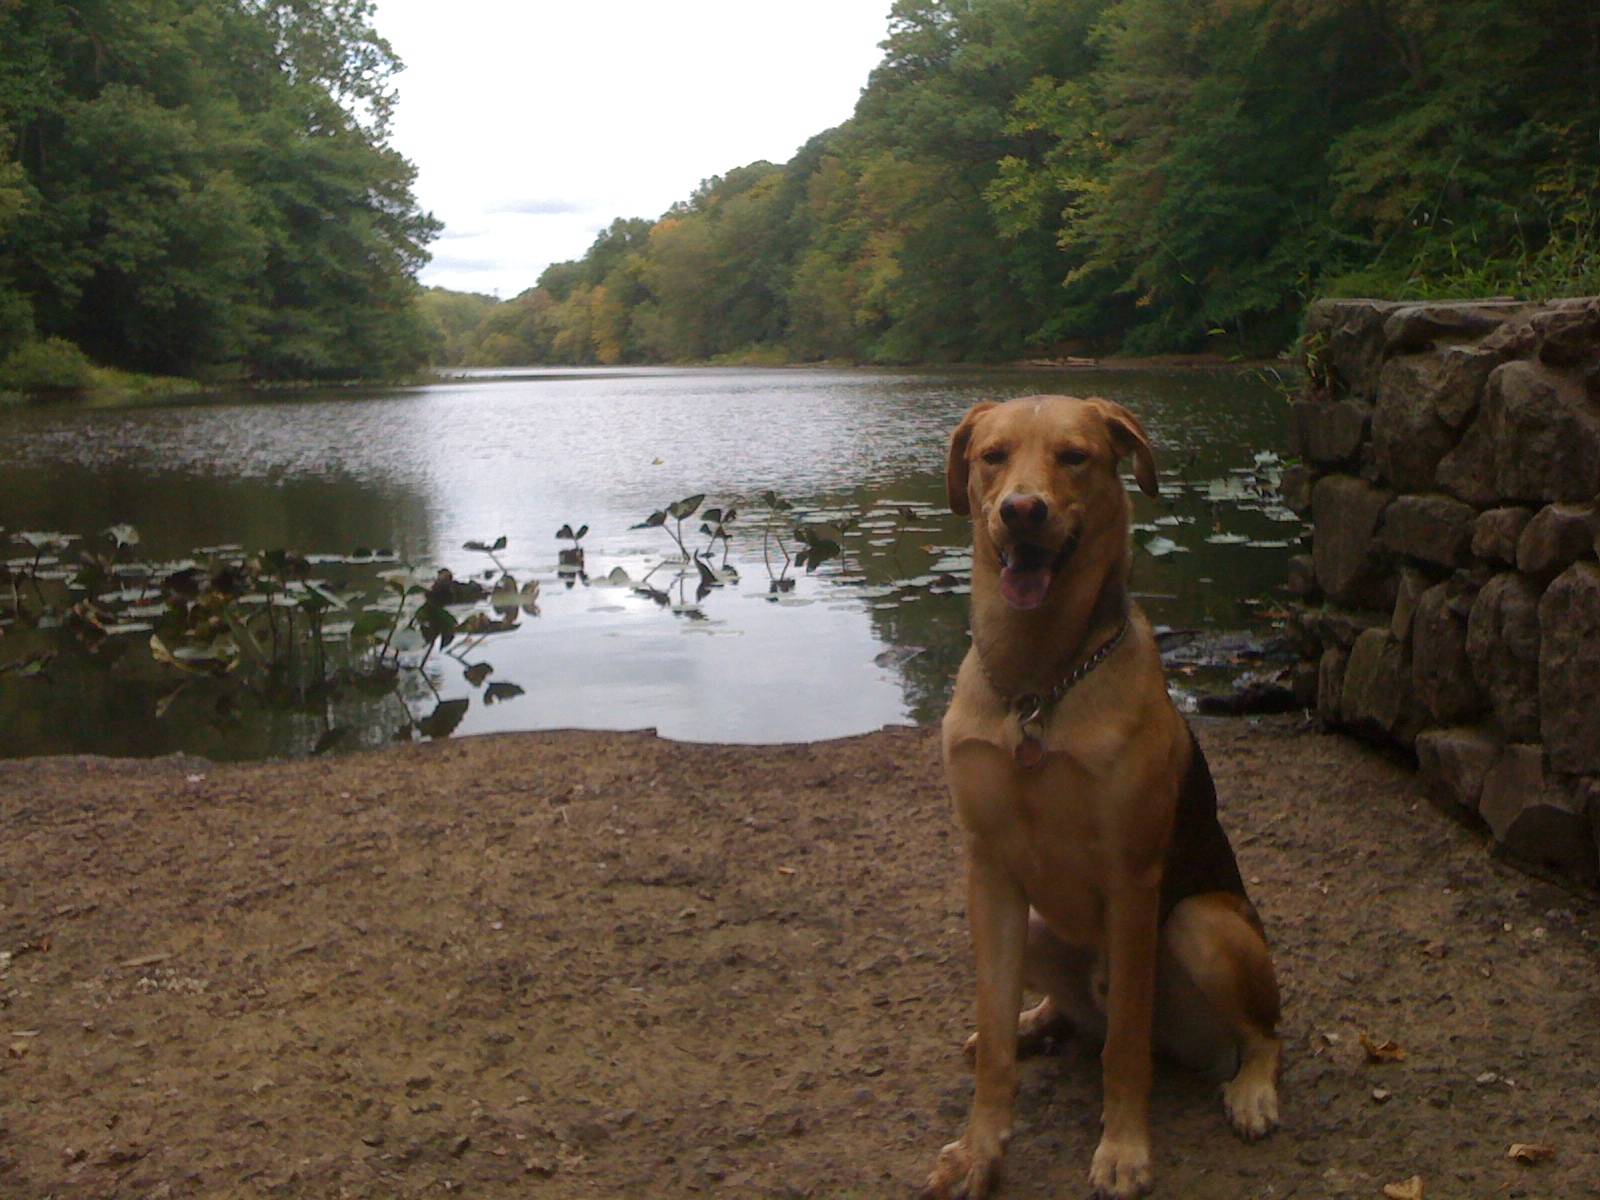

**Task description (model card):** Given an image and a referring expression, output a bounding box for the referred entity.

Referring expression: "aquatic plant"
[0,525,533,755]
[633,493,705,563]
[556,523,588,574]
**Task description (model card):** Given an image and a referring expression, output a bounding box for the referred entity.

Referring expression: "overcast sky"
[372,1,895,298]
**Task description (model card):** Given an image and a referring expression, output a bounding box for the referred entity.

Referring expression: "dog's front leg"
[923,848,1028,1200]
[1089,883,1160,1199]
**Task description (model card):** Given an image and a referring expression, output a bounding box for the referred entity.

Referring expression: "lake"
[0,365,1298,759]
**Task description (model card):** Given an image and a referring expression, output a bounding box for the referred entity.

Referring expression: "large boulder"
[1435,403,1500,507]
[1411,582,1485,724]
[1312,474,1394,609]
[1390,564,1438,642]
[1516,502,1599,579]
[1532,296,1600,368]
[1414,726,1502,812]
[1539,562,1600,774]
[1471,506,1535,567]
[1467,573,1543,742]
[1372,355,1459,491]
[1302,299,1400,400]
[1286,554,1319,599]
[1340,628,1425,744]
[1488,360,1600,503]
[1380,494,1476,569]
[1317,646,1348,726]
[1433,343,1502,429]
[1291,399,1369,467]
[1279,463,1316,517]
[1381,300,1535,355]
[1477,745,1599,884]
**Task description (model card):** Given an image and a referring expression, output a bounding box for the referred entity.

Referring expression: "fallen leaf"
[1361,1032,1407,1063]
[1371,1087,1392,1103]
[1507,1143,1556,1163]
[1382,1176,1423,1200]
[777,866,796,875]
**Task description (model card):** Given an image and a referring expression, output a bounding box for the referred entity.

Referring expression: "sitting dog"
[923,396,1280,1199]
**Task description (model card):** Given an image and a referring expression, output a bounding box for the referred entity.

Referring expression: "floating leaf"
[12,531,78,552]
[457,612,518,636]
[105,524,140,548]
[1140,535,1187,558]
[463,662,493,687]
[417,698,469,739]
[483,681,525,704]
[490,577,521,611]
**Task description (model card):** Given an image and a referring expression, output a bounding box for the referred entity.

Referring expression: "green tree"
[0,0,438,382]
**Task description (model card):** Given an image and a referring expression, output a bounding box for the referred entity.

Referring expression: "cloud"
[424,252,513,274]
[490,198,589,216]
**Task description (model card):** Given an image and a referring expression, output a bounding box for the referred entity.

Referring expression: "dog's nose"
[999,494,1049,528]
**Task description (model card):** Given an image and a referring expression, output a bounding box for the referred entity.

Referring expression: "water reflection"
[0,366,1296,758]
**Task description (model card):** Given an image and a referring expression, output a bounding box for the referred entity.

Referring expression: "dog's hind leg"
[1021,909,1106,1047]
[963,909,1101,1062]
[1158,893,1281,1140]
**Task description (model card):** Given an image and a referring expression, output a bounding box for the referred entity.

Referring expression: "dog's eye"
[1056,449,1089,467]
[980,449,1009,466]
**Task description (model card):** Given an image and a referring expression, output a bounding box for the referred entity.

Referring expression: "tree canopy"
[0,0,439,383]
[440,0,1600,366]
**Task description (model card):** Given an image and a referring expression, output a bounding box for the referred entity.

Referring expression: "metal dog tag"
[1014,696,1047,769]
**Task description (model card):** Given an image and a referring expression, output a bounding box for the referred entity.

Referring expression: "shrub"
[0,337,96,394]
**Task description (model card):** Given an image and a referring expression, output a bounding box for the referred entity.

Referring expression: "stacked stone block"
[1288,297,1600,886]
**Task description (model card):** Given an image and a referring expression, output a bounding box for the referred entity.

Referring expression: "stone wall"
[1286,297,1600,887]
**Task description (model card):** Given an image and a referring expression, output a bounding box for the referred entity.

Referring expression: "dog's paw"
[920,1135,1004,1200]
[1087,1135,1151,1199]
[962,1000,1071,1062]
[1223,1073,1279,1141]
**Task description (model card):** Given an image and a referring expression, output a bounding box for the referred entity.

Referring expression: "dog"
[923,396,1280,1199]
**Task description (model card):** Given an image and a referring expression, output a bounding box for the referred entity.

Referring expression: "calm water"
[0,366,1297,758]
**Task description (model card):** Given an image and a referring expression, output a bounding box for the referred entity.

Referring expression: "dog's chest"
[947,743,1115,914]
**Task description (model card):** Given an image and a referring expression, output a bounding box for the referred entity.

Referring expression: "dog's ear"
[1092,400,1160,499]
[946,402,998,516]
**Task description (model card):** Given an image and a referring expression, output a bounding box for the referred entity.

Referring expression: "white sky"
[372,1,895,298]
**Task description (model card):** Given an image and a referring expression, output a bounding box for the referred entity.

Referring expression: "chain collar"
[977,614,1129,769]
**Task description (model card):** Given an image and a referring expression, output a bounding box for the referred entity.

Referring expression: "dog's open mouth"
[998,537,1076,610]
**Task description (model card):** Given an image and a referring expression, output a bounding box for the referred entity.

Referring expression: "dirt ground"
[1,718,1597,1200]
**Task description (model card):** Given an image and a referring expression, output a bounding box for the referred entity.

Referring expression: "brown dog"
[923,396,1280,1199]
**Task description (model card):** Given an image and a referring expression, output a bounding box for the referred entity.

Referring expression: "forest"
[0,0,438,389]
[435,0,1600,368]
[5,1,1600,386]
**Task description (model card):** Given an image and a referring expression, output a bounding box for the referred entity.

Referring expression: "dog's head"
[947,396,1159,611]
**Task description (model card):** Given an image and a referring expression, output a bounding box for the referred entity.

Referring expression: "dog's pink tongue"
[1000,565,1052,610]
